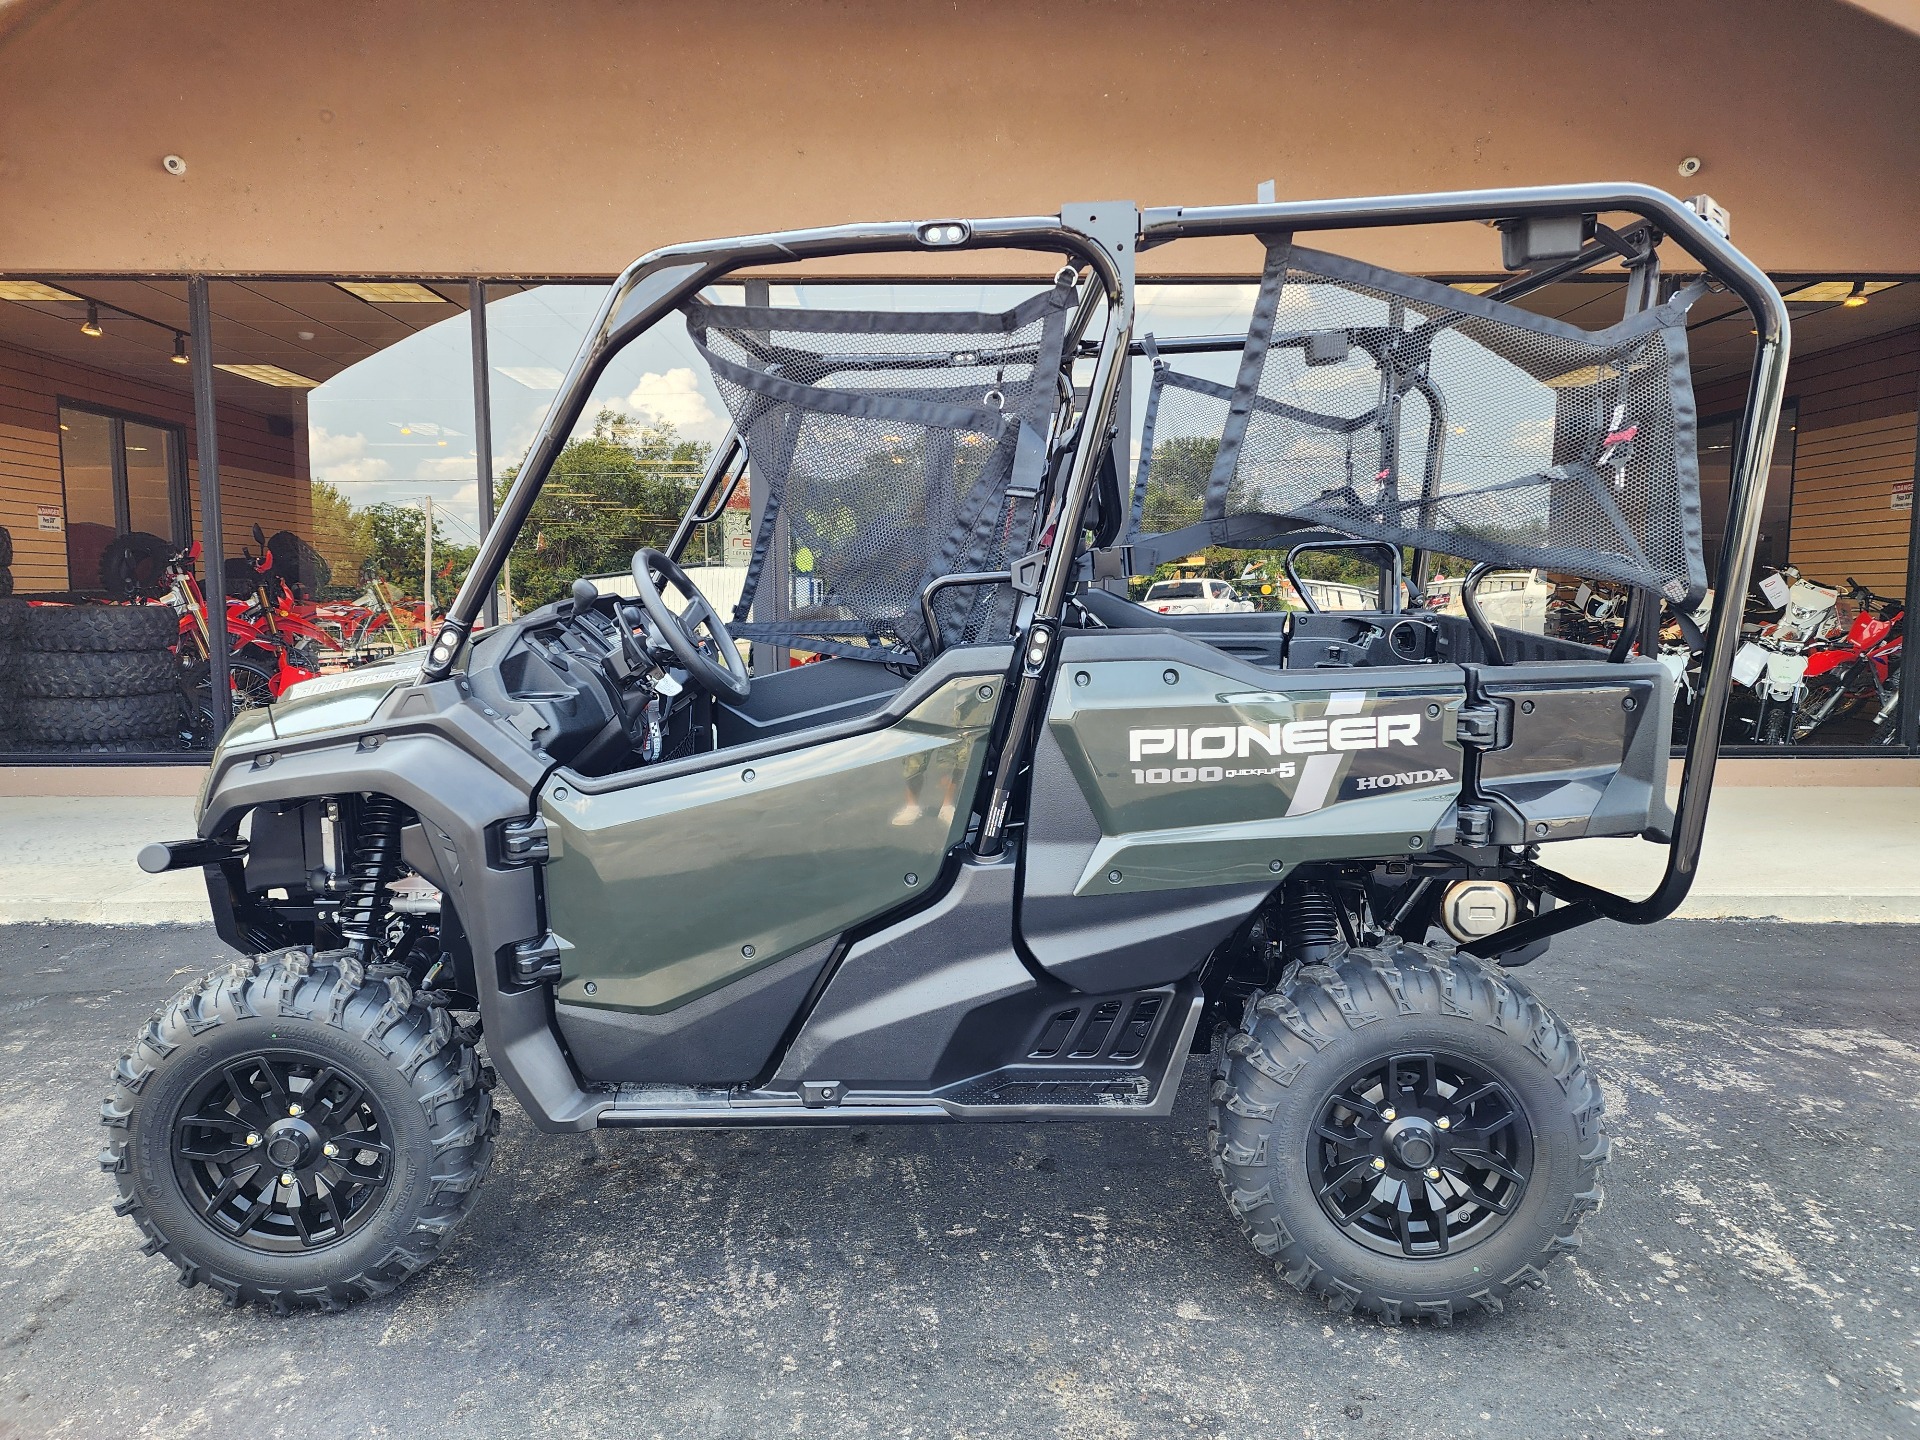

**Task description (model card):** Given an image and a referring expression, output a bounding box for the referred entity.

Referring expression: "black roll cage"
[427,184,1790,949]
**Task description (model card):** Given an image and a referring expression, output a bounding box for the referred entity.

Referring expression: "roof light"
[171,332,190,364]
[334,281,448,303]
[1843,281,1870,307]
[0,281,82,302]
[917,221,971,247]
[216,362,320,388]
[80,302,103,337]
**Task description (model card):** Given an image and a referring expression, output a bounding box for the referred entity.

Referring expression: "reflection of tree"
[501,409,709,609]
[1139,434,1217,533]
[306,479,478,601]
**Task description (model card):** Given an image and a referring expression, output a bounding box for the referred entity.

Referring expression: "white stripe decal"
[1285,690,1368,817]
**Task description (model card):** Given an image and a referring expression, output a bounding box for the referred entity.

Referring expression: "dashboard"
[464,595,703,775]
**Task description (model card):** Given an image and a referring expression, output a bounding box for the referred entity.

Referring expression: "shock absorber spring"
[1282,880,1343,966]
[338,794,409,955]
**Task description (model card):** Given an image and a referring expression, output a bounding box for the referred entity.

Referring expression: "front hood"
[220,652,428,751]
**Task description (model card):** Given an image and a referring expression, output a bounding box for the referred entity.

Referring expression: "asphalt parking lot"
[1,921,1916,1440]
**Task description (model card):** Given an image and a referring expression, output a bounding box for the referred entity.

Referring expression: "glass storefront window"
[188,280,486,747]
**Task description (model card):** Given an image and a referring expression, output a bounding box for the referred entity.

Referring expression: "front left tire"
[100,949,497,1313]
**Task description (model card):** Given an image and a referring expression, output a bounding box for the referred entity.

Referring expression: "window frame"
[55,396,190,555]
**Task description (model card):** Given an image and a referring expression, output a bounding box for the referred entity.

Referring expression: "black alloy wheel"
[172,1051,394,1253]
[1307,1051,1533,1258]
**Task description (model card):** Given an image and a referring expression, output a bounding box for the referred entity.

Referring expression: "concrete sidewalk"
[3,785,1918,925]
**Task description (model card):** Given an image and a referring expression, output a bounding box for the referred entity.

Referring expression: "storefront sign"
[1894,480,1912,512]
[36,504,61,531]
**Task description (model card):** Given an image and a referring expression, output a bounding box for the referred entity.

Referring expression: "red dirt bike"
[160,533,321,749]
[1790,578,1905,744]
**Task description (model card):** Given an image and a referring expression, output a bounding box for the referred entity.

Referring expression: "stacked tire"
[0,522,15,597]
[0,595,23,750]
[19,605,181,753]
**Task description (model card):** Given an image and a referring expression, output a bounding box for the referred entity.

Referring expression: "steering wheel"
[628,548,751,702]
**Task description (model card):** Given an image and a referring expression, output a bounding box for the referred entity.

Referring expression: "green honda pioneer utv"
[105,184,1787,1322]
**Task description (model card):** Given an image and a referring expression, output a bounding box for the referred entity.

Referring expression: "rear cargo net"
[1129,238,1707,604]
[686,281,1077,662]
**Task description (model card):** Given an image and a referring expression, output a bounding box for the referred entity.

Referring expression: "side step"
[596,992,1203,1128]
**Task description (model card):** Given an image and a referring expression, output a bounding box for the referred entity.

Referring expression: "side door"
[536,657,1003,1016]
[1017,629,1468,990]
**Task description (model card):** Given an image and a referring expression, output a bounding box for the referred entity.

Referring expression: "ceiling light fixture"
[80,301,103,337]
[334,281,447,304]
[1780,280,1897,305]
[215,362,321,388]
[0,280,83,302]
[171,332,190,364]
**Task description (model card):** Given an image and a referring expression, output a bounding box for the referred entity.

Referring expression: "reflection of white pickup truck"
[1143,578,1256,614]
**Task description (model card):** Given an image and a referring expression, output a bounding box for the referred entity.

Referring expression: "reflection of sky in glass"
[306,312,489,550]
[304,278,1307,550]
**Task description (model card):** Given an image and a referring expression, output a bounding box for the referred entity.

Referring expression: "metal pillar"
[187,276,228,743]
[468,279,498,627]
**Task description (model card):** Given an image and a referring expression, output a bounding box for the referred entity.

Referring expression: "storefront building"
[1,0,1916,774]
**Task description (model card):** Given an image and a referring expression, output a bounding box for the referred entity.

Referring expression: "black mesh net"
[685,284,1077,662]
[1130,240,1707,603]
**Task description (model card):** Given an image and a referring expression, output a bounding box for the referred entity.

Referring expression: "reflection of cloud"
[310,427,392,486]
[414,452,481,483]
[622,368,720,433]
[497,366,564,390]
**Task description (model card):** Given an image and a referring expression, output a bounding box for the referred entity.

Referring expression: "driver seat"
[712,657,910,746]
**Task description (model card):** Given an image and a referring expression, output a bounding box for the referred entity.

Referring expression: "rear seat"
[1073,586,1287,668]
[1072,585,1609,671]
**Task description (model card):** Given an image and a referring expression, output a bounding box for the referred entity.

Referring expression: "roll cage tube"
[430,185,1786,941]
[1137,182,1790,942]
[426,214,1122,677]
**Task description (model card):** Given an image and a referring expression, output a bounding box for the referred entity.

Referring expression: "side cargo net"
[1130,238,1708,604]
[685,280,1077,663]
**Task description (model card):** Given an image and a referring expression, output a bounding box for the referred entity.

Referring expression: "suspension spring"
[338,794,409,954]
[1281,880,1343,966]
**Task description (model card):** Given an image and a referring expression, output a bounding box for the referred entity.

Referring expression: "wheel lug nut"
[280,1171,296,1186]
[322,1142,338,1158]
[287,1103,303,1117]
[1381,1108,1396,1121]
[1371,1157,1387,1171]
[1425,1167,1441,1181]
[1436,1117,1451,1130]
[246,1133,260,1146]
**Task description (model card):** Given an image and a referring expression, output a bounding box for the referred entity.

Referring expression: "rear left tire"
[1209,942,1608,1323]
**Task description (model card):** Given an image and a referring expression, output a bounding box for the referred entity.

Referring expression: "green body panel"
[540,676,999,1013]
[1045,658,1467,894]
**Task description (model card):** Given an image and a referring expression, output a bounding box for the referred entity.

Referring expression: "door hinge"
[510,930,571,984]
[499,814,550,866]
[1456,699,1513,751]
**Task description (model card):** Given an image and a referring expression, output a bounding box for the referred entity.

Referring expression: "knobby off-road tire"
[100,948,498,1313]
[17,647,177,698]
[1209,942,1608,1324]
[25,602,178,654]
[20,691,178,743]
